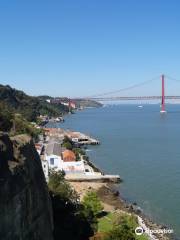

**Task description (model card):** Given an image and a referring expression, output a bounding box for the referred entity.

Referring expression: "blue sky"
[0,0,180,97]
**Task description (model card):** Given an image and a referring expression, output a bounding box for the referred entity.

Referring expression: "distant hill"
[73,99,103,108]
[38,96,103,109]
[0,85,69,122]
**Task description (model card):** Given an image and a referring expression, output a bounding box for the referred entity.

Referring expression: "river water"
[58,104,180,237]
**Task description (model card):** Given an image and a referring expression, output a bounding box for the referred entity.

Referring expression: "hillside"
[73,98,103,108]
[0,85,69,121]
[38,96,103,109]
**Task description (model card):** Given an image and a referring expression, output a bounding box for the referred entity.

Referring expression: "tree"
[82,191,103,232]
[48,170,94,240]
[104,218,136,240]
[62,136,73,150]
[48,170,78,203]
[0,103,13,131]
[72,148,85,161]
[48,170,65,190]
[62,141,73,150]
[82,191,103,217]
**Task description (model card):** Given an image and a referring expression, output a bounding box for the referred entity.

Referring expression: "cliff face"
[0,134,53,240]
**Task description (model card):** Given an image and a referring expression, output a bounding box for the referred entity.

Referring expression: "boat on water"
[138,105,143,108]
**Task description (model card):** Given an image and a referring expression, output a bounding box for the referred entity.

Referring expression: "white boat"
[138,105,143,108]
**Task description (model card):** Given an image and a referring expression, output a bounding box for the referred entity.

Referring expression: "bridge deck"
[88,96,180,101]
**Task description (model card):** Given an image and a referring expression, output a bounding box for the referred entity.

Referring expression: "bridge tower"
[68,98,71,114]
[160,74,167,113]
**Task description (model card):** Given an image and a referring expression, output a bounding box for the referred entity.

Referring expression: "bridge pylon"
[160,74,167,114]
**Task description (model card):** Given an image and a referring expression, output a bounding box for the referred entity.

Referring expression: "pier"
[66,131,100,145]
[65,174,121,183]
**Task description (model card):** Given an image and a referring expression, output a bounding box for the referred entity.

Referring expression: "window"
[50,158,54,165]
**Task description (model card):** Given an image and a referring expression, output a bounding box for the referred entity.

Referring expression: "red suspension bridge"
[75,74,180,113]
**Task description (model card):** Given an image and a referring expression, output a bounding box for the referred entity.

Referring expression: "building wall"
[63,160,85,173]
[45,155,85,174]
[45,154,63,171]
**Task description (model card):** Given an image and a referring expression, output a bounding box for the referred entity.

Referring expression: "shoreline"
[96,184,173,240]
[44,113,175,240]
[79,156,174,239]
[69,180,173,240]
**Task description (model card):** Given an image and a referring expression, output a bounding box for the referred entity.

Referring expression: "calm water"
[59,104,180,237]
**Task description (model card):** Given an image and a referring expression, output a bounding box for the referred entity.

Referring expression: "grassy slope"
[97,212,149,240]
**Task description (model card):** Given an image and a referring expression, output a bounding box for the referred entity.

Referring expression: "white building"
[35,140,94,181]
[45,142,65,170]
[44,142,85,175]
[61,150,85,174]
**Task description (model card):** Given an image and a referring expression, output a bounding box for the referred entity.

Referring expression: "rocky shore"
[69,181,174,240]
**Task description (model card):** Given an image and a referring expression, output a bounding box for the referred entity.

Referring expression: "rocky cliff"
[0,133,53,240]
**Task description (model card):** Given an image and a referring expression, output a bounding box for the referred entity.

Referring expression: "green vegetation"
[0,102,43,140]
[98,212,116,233]
[82,191,104,217]
[62,136,87,160]
[48,170,94,240]
[62,141,73,150]
[97,212,148,240]
[82,191,104,232]
[0,102,13,132]
[0,84,148,240]
[62,136,73,150]
[104,222,135,240]
[74,99,103,108]
[0,84,70,140]
[0,84,69,122]
[48,170,78,202]
[72,147,86,160]
[11,114,43,139]
[47,171,149,240]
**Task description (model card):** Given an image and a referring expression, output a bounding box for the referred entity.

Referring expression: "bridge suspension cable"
[85,75,160,99]
[165,74,180,83]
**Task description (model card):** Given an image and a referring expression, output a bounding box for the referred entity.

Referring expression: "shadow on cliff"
[50,193,94,240]
[0,134,54,240]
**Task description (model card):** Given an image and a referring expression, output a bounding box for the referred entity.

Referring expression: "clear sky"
[0,0,180,97]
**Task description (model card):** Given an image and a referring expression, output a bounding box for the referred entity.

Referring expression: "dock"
[65,174,121,183]
[66,130,100,145]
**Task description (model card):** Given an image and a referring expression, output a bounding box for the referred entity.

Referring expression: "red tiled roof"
[62,150,76,162]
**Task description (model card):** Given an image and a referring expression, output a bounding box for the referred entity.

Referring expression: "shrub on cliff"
[0,103,13,132]
[0,101,43,139]
[48,170,78,203]
[9,114,43,140]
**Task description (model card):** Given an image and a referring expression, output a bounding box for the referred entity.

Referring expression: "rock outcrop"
[0,133,53,240]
